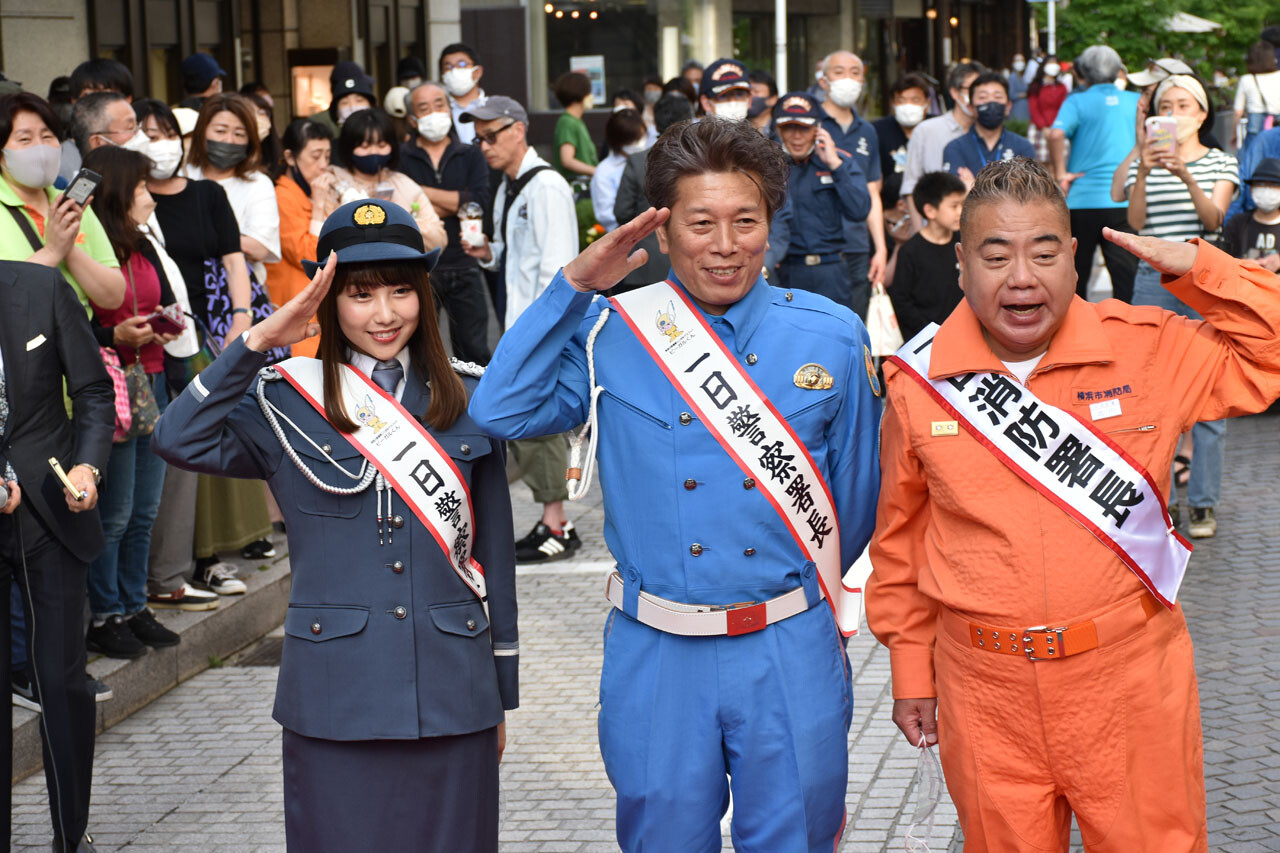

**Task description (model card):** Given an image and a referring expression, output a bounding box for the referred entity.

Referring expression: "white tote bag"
[867,282,904,357]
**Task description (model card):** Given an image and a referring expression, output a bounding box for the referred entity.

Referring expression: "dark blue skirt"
[282,726,499,851]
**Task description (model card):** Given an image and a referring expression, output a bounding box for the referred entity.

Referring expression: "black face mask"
[205,140,249,170]
[290,164,311,197]
[350,152,392,176]
[975,101,1007,130]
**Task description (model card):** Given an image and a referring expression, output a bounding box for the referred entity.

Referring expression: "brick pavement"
[10,411,1280,851]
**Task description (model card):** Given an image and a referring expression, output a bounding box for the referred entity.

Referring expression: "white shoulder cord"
[567,308,610,502]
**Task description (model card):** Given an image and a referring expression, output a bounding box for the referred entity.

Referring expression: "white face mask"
[147,138,184,179]
[714,99,750,122]
[336,104,361,125]
[583,94,596,110]
[1013,59,1026,72]
[622,139,647,155]
[1114,77,1128,91]
[1,144,61,188]
[443,67,476,98]
[894,103,926,128]
[1252,186,1280,212]
[828,77,863,108]
[417,112,452,143]
[107,128,151,154]
[1044,63,1061,78]
[1174,114,1200,144]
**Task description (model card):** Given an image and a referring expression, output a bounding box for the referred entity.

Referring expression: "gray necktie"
[0,368,15,481]
[371,359,404,396]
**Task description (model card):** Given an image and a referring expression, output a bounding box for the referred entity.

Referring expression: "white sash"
[273,358,486,603]
[609,281,863,636]
[890,324,1190,607]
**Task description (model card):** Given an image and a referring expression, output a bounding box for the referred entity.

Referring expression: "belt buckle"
[804,254,821,266]
[1021,625,1066,661]
[718,601,767,636]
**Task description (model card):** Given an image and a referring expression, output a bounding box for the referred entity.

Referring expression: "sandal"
[1173,454,1191,487]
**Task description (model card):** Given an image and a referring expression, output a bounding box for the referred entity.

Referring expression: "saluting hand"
[245,253,337,353]
[1102,227,1198,278]
[562,206,671,293]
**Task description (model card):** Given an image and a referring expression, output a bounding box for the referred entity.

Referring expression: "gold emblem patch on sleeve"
[353,203,387,226]
[794,363,834,390]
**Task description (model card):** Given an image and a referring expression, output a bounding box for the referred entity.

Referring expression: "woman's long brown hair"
[316,261,466,433]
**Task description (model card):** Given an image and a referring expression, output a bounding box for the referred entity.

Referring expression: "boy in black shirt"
[888,171,967,340]
[1221,157,1280,273]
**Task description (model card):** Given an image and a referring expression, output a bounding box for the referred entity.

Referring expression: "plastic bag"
[904,736,945,852]
[867,282,904,357]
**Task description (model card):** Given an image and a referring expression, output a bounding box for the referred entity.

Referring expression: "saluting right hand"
[562,206,671,293]
[245,253,337,353]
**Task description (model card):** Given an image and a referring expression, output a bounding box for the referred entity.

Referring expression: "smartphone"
[146,304,187,336]
[1144,116,1178,157]
[48,457,85,501]
[63,168,103,206]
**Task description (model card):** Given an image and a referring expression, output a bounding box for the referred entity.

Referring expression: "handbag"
[164,311,223,394]
[121,263,160,439]
[199,255,290,364]
[867,282,905,357]
[101,346,133,443]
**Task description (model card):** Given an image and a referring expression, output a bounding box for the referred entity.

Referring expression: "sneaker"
[241,538,276,559]
[86,615,148,660]
[127,609,180,648]
[1188,507,1217,539]
[12,671,40,712]
[148,582,221,611]
[514,521,581,563]
[193,561,247,595]
[87,675,112,703]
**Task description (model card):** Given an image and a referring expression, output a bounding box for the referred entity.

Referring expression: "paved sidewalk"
[11,411,1280,851]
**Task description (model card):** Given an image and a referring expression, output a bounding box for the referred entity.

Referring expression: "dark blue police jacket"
[152,338,518,741]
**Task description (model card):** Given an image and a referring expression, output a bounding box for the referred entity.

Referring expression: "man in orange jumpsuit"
[867,157,1280,852]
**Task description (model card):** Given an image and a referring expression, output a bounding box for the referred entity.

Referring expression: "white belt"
[604,571,820,637]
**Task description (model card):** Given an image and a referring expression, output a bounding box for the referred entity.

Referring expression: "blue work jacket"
[469,270,881,608]
[780,151,873,258]
[152,339,519,741]
[821,110,882,254]
[942,127,1036,179]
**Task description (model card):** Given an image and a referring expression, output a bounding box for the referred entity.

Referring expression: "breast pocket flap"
[429,600,490,637]
[284,604,369,642]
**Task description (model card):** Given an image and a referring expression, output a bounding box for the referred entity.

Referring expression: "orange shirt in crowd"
[264,174,320,358]
[868,240,1280,699]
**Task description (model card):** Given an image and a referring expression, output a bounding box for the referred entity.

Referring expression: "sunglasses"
[476,121,517,147]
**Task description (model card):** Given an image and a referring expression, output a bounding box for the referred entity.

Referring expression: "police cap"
[303,198,441,275]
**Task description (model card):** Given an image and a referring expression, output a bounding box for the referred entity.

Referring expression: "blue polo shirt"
[783,151,871,257]
[821,110,880,254]
[942,127,1036,178]
[1051,83,1139,209]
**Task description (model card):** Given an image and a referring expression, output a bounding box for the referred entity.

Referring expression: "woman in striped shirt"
[1125,73,1238,541]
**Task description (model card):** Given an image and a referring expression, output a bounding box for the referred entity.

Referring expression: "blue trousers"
[87,374,169,619]
[598,601,852,852]
[842,251,871,320]
[1132,261,1224,508]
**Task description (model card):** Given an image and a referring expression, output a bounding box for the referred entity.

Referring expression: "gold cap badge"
[353,203,387,226]
[794,363,834,390]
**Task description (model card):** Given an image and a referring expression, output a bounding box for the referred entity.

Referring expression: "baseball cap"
[700,59,751,99]
[304,199,441,276]
[773,92,823,126]
[1128,58,1194,88]
[182,53,226,93]
[1245,157,1280,185]
[458,95,528,124]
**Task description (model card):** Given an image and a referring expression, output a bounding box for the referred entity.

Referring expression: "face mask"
[1115,77,1128,91]
[583,94,596,110]
[828,77,863,108]
[1174,114,1200,144]
[1,144,60,188]
[622,139,647,155]
[205,139,248,170]
[975,101,1007,130]
[714,99,750,121]
[147,138,184,180]
[442,67,476,98]
[957,96,973,117]
[350,152,391,175]
[1013,60,1026,72]
[644,89,661,104]
[1044,63,1061,78]
[289,164,312,198]
[894,103,926,127]
[402,76,423,90]
[256,114,272,141]
[1252,186,1280,212]
[336,104,362,125]
[417,112,452,143]
[102,127,150,154]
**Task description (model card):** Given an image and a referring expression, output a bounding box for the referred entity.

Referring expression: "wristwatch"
[75,463,102,485]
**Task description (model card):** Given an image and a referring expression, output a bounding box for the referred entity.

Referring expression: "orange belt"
[940,593,1163,661]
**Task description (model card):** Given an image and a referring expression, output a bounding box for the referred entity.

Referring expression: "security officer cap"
[700,59,750,99]
[303,198,441,275]
[773,92,823,127]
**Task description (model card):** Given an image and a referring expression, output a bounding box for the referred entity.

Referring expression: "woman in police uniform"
[152,198,517,852]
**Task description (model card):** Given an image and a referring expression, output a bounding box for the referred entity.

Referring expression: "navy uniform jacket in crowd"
[152,338,518,740]
[767,147,872,268]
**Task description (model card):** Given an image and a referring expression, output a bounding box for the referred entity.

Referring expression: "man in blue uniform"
[942,72,1035,185]
[470,117,881,852]
[769,92,871,309]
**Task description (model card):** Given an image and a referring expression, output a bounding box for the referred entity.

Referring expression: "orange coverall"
[868,240,1280,851]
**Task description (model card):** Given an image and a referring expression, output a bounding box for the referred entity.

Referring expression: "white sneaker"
[194,562,247,595]
[148,582,221,611]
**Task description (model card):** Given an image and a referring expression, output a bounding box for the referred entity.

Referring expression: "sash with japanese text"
[890,324,1190,608]
[609,281,863,636]
[272,358,486,604]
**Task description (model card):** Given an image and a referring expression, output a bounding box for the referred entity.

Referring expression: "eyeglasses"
[476,121,516,146]
[442,59,474,72]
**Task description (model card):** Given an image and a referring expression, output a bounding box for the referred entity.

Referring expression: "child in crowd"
[1221,157,1280,272]
[888,170,967,340]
